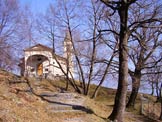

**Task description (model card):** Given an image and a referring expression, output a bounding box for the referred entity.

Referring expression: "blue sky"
[20,0,55,14]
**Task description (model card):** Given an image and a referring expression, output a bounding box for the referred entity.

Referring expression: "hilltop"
[0,69,161,122]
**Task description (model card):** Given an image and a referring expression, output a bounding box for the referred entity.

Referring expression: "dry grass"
[0,69,161,122]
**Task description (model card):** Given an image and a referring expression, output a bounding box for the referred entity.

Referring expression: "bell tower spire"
[64,29,73,75]
[64,30,72,59]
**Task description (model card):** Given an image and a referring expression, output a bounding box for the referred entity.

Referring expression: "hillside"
[0,69,161,122]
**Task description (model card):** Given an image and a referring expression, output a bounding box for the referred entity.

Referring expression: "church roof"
[24,44,53,52]
[24,44,66,61]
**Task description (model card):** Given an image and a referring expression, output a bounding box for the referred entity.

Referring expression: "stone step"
[47,103,93,114]
[63,117,85,122]
[39,92,88,114]
[47,103,86,114]
[49,109,85,114]
[48,104,73,110]
[40,92,85,106]
[43,96,83,106]
[40,92,77,97]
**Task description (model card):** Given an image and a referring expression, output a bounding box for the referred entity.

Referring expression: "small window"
[53,62,55,64]
[30,68,34,72]
[45,68,48,71]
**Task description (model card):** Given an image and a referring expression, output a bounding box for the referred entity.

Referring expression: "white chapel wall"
[24,50,70,78]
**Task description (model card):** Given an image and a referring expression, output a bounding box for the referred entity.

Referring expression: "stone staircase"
[29,79,89,114]
[39,92,88,114]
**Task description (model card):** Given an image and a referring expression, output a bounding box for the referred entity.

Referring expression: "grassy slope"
[34,76,161,122]
[0,69,161,122]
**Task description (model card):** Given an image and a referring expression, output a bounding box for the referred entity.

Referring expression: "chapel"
[19,31,73,79]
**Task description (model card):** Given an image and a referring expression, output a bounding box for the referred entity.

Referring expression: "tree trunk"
[86,24,96,96]
[160,83,162,120]
[52,33,55,53]
[53,54,81,93]
[108,2,129,122]
[92,44,117,99]
[65,78,69,90]
[156,82,160,102]
[91,61,110,98]
[151,82,154,95]
[68,26,86,94]
[91,75,104,99]
[126,74,141,108]
[160,98,162,120]
[92,87,99,99]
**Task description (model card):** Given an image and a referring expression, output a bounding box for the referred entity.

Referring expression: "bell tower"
[64,30,73,75]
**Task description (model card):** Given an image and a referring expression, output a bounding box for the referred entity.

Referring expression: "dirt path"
[31,80,105,122]
[39,92,105,122]
[31,80,161,122]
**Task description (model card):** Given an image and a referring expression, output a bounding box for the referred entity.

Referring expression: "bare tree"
[0,0,22,71]
[100,0,137,121]
[36,5,60,53]
[147,61,162,120]
[91,40,118,98]
[126,0,162,108]
[36,0,119,98]
[52,0,104,95]
[80,0,108,95]
[59,1,88,93]
[91,12,120,98]
[37,0,83,93]
[68,0,116,96]
[146,63,162,97]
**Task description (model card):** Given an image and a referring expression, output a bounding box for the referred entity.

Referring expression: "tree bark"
[156,82,160,102]
[151,82,154,95]
[108,2,129,122]
[126,72,141,108]
[65,78,69,90]
[160,83,162,120]
[160,97,162,120]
